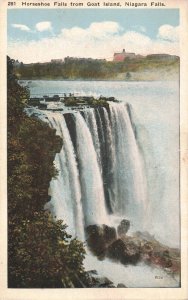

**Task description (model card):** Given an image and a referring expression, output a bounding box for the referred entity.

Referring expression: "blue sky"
[7,9,179,63]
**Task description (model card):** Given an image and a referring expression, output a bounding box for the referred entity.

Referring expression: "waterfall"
[43,102,147,239]
[82,109,102,169]
[109,103,147,225]
[45,112,85,240]
[73,112,108,226]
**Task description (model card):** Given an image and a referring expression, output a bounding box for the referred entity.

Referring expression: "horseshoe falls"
[44,102,147,240]
[26,80,180,248]
[25,80,180,288]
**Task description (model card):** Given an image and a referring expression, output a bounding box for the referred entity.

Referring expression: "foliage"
[125,72,131,80]
[7,58,29,134]
[14,56,180,80]
[7,56,87,288]
[9,212,86,288]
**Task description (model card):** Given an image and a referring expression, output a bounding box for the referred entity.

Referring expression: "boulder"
[117,219,130,237]
[86,224,180,275]
[117,283,127,288]
[86,224,116,258]
[107,238,141,265]
[94,276,115,288]
[148,250,173,269]
[87,270,98,276]
[85,270,115,288]
[141,241,154,256]
[137,235,180,273]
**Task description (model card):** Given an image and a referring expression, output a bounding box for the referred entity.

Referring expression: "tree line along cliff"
[14,55,179,80]
[7,56,89,288]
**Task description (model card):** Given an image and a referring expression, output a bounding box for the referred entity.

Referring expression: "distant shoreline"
[15,55,179,82]
[18,68,179,82]
[20,79,179,82]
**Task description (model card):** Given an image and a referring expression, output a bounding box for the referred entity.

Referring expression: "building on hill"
[146,54,179,61]
[51,59,63,63]
[64,56,106,63]
[113,49,136,62]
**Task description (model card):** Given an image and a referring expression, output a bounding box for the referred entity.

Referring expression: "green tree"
[126,72,131,80]
[7,56,87,288]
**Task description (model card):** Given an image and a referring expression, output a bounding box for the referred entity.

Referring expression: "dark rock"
[151,250,173,269]
[103,224,117,242]
[117,219,130,237]
[137,234,180,273]
[86,224,180,276]
[87,270,98,276]
[84,270,115,288]
[64,113,77,151]
[39,103,47,109]
[117,283,127,288]
[141,241,154,256]
[86,224,117,258]
[107,238,141,265]
[94,276,115,288]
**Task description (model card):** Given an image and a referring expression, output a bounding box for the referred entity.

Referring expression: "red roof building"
[113,49,136,62]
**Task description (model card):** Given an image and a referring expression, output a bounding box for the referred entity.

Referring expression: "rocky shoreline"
[86,220,180,279]
[58,219,180,288]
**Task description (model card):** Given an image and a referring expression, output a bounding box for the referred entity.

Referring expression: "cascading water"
[43,102,147,239]
[109,103,147,226]
[83,109,101,168]
[45,112,85,240]
[73,112,108,226]
[24,80,180,288]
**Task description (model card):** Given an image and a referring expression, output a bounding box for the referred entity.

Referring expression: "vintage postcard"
[0,0,188,299]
